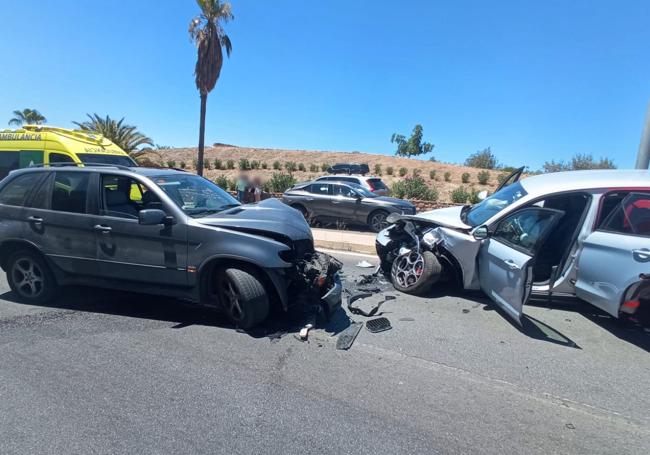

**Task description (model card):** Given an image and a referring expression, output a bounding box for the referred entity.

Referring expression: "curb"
[311,228,377,255]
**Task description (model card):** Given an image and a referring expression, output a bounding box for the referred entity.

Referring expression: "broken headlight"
[422,229,441,247]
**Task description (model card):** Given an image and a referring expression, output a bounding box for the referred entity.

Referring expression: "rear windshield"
[77,153,137,167]
[367,178,387,190]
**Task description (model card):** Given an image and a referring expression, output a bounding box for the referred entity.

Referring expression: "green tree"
[8,109,46,126]
[465,147,498,169]
[189,0,233,176]
[391,124,434,158]
[73,114,154,160]
[542,153,616,173]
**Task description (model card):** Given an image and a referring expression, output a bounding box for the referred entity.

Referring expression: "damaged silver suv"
[377,168,650,325]
[0,165,342,328]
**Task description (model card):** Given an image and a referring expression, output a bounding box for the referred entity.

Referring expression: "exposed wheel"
[391,250,442,295]
[6,249,57,304]
[368,210,390,233]
[216,266,270,329]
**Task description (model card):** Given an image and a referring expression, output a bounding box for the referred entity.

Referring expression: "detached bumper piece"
[291,252,343,318]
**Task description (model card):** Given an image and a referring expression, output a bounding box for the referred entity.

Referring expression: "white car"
[376,169,650,325]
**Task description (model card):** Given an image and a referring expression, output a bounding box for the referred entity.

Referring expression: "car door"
[94,173,188,286]
[0,172,49,246]
[575,192,650,316]
[23,170,100,276]
[478,207,564,323]
[304,182,332,220]
[330,184,359,221]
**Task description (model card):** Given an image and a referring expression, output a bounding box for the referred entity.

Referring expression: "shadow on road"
[0,285,351,342]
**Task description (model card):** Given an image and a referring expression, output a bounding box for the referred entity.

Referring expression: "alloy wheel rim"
[222,279,244,322]
[393,252,425,288]
[371,213,388,231]
[11,258,44,298]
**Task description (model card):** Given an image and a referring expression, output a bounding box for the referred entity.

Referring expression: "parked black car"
[326,163,370,175]
[0,165,342,328]
[282,181,416,232]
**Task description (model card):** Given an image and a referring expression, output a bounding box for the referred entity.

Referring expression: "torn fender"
[435,227,482,290]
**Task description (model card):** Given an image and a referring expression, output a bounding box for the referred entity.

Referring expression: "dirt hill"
[156,145,504,203]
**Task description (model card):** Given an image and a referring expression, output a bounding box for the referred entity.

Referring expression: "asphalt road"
[0,251,649,455]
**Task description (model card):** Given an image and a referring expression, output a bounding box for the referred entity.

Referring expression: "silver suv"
[0,165,342,328]
[315,175,389,196]
[377,169,650,325]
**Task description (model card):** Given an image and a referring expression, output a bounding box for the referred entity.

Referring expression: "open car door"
[478,207,564,323]
[494,166,525,193]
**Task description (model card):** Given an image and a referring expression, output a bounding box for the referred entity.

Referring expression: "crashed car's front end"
[376,207,482,294]
[194,198,343,317]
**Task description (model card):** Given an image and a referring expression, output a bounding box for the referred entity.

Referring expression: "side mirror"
[477,190,488,201]
[139,209,172,226]
[473,225,489,240]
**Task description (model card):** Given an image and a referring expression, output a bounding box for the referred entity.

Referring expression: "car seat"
[105,190,138,218]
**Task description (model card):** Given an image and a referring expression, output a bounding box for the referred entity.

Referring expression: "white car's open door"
[478,207,564,324]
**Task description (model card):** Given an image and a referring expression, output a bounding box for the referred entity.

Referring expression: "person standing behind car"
[236,172,249,202]
[252,176,263,203]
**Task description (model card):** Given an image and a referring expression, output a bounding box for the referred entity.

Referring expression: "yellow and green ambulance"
[0,125,136,180]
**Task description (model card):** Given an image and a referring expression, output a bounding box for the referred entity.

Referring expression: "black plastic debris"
[346,291,387,317]
[366,317,392,333]
[336,322,363,350]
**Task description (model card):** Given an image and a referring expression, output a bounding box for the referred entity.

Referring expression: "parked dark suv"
[326,163,370,175]
[0,166,342,328]
[282,181,415,232]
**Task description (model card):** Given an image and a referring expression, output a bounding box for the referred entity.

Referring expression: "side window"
[19,150,44,168]
[51,172,90,214]
[601,193,650,236]
[49,153,75,164]
[0,173,44,206]
[332,184,356,197]
[493,208,562,253]
[309,183,330,195]
[0,151,20,179]
[101,175,160,219]
[596,192,629,229]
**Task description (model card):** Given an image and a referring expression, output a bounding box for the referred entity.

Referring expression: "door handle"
[27,216,43,224]
[306,197,314,201]
[632,249,650,260]
[94,224,112,234]
[332,201,341,204]
[503,259,520,270]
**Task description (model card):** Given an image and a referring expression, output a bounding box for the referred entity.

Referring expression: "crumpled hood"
[196,198,313,241]
[412,205,471,230]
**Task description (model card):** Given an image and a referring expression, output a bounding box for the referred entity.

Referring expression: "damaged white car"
[376,168,650,324]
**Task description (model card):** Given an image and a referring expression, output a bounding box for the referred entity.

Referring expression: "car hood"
[196,198,313,241]
[371,196,415,208]
[412,205,471,230]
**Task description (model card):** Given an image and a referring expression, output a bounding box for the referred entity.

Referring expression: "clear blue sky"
[1,0,649,169]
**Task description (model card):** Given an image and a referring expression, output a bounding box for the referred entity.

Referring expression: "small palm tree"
[189,0,233,176]
[73,114,155,161]
[8,109,47,126]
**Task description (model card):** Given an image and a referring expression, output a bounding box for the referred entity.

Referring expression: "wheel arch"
[0,240,46,272]
[198,256,286,311]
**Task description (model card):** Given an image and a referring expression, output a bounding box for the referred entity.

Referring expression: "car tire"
[216,266,270,329]
[391,250,442,295]
[368,210,390,233]
[6,249,58,304]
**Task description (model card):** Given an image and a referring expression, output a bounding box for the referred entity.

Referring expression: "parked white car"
[376,169,650,324]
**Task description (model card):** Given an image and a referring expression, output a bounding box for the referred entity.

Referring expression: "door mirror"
[139,209,171,226]
[477,190,488,201]
[473,225,489,240]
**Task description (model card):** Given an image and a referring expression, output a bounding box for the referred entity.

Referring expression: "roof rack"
[29,162,133,171]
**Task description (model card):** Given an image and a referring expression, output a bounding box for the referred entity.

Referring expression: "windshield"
[350,183,377,198]
[466,182,528,227]
[152,174,240,217]
[77,153,137,167]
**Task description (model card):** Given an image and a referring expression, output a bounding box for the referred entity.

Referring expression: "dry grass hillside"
[157,145,506,202]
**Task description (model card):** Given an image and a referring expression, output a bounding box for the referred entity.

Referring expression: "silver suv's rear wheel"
[6,250,57,304]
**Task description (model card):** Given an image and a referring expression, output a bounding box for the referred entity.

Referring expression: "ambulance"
[0,125,136,180]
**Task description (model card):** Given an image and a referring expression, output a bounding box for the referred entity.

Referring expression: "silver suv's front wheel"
[390,250,442,295]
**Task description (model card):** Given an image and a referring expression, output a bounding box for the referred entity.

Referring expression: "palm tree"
[189,0,233,176]
[73,114,155,161]
[8,109,47,126]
